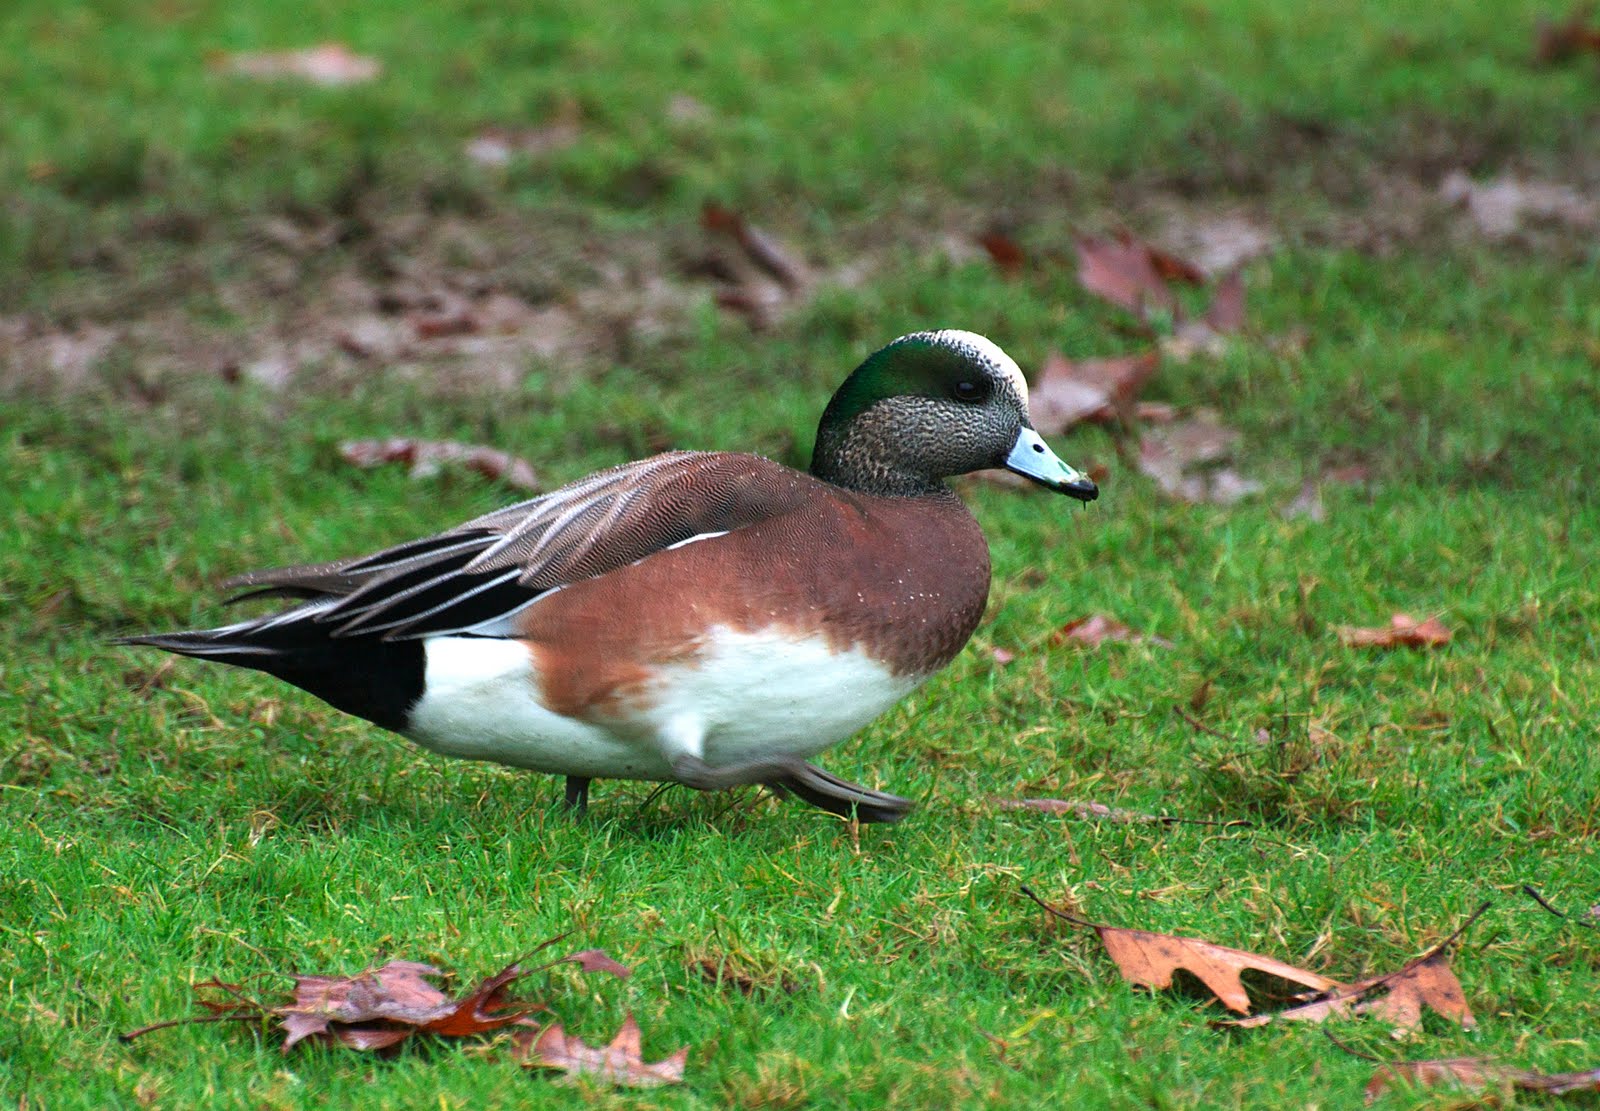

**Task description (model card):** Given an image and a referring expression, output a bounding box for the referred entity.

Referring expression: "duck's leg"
[563,776,591,815]
[669,754,911,824]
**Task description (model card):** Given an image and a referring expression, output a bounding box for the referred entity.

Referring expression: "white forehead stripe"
[929,329,1030,404]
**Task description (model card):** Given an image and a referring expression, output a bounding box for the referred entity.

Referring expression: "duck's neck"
[809,412,946,498]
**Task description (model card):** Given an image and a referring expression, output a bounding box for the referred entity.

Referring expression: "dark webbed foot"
[764,763,912,824]
[564,776,591,815]
[669,754,911,824]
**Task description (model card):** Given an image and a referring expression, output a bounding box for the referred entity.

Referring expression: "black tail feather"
[114,622,424,734]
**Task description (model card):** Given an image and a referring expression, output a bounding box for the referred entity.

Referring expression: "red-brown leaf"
[1097,926,1338,1013]
[1224,903,1486,1035]
[701,203,806,290]
[1336,613,1451,649]
[1201,268,1247,334]
[561,950,632,979]
[1075,235,1178,318]
[1535,6,1600,63]
[1022,888,1336,1014]
[1053,614,1172,649]
[977,232,1026,276]
[515,1014,687,1088]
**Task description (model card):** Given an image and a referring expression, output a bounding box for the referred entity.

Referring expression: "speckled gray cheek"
[814,396,1020,496]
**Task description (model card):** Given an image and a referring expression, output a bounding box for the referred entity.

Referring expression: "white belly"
[403,628,922,780]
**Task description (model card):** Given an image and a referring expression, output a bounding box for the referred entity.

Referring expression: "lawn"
[3,1,1600,1107]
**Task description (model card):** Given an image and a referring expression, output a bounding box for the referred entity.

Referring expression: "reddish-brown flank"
[516,483,991,720]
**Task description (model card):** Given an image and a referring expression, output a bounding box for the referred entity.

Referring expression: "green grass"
[5,1,1600,1107]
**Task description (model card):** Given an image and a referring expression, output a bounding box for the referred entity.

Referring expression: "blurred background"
[4,2,1599,1106]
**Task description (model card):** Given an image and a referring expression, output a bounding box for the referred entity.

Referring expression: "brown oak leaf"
[515,1013,687,1088]
[1224,903,1487,1036]
[1021,887,1337,1013]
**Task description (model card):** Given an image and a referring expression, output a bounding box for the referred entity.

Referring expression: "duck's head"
[811,329,1100,500]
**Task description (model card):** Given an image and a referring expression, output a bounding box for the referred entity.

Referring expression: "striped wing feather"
[223,451,815,640]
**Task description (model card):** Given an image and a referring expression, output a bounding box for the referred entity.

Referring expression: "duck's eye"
[953,379,986,403]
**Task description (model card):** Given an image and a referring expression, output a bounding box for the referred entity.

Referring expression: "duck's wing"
[223,451,819,640]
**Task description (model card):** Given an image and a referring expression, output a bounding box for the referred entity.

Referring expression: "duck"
[117,330,1097,822]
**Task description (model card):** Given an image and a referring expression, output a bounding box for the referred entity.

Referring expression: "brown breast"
[515,486,991,720]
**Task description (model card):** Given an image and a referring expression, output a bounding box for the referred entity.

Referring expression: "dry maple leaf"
[1224,902,1487,1036]
[1030,351,1162,435]
[1366,1058,1600,1102]
[1020,886,1338,1014]
[214,43,381,86]
[339,438,540,491]
[515,1014,687,1088]
[1336,613,1451,649]
[1052,614,1173,649]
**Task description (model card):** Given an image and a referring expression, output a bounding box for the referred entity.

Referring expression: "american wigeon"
[118,330,1097,822]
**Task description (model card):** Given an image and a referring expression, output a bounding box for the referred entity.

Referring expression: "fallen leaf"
[1052,614,1173,649]
[123,945,631,1054]
[989,646,1017,665]
[1137,411,1262,505]
[1336,613,1451,649]
[701,203,806,291]
[1162,270,1248,362]
[339,438,539,490]
[408,303,478,340]
[1201,268,1246,334]
[1021,887,1337,1013]
[1030,351,1162,434]
[214,43,381,86]
[712,285,786,329]
[1153,208,1277,275]
[977,231,1026,276]
[1439,170,1598,239]
[1367,1058,1600,1102]
[1225,903,1486,1035]
[1075,234,1178,318]
[515,1014,687,1088]
[1535,5,1600,63]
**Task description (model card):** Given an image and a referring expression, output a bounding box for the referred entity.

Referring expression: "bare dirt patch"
[4,152,1596,398]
